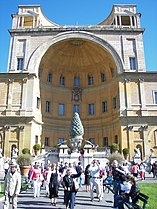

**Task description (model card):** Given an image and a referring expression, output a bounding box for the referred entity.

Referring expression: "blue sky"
[0,0,157,72]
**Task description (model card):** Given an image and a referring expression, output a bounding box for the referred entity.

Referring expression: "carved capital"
[22,78,27,83]
[127,125,133,131]
[3,125,10,131]
[8,79,14,83]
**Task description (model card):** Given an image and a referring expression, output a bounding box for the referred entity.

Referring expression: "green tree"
[110,143,119,153]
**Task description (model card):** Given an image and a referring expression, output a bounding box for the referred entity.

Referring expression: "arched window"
[88,74,93,85]
[60,75,65,85]
[101,73,106,82]
[74,76,80,87]
[115,135,118,144]
[47,72,52,82]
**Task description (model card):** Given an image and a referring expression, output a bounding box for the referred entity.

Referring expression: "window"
[121,16,130,26]
[36,97,40,109]
[24,16,33,27]
[35,135,38,144]
[73,104,80,114]
[60,75,65,86]
[154,130,157,146]
[89,103,95,115]
[74,76,80,87]
[113,97,117,109]
[45,137,49,146]
[110,68,115,77]
[47,73,52,82]
[46,101,50,112]
[17,58,24,70]
[129,57,136,70]
[58,138,64,145]
[58,103,65,116]
[103,137,108,147]
[101,73,106,82]
[102,101,107,112]
[153,91,157,104]
[115,135,118,144]
[89,138,95,145]
[88,75,93,85]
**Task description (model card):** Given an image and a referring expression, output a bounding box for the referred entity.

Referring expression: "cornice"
[8,27,145,35]
[118,71,157,81]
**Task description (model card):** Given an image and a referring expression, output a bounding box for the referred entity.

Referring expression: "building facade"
[0,4,157,160]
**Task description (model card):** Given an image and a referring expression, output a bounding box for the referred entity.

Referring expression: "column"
[126,126,134,160]
[22,16,24,28]
[119,80,126,116]
[115,16,118,27]
[138,79,147,115]
[3,126,11,158]
[20,78,27,115]
[6,79,13,115]
[130,16,133,27]
[142,126,149,159]
[119,15,122,27]
[18,126,25,155]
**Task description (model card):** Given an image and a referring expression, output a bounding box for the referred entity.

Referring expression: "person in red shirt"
[132,162,139,177]
[30,162,42,198]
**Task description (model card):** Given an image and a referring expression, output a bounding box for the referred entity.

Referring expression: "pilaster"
[3,126,10,158]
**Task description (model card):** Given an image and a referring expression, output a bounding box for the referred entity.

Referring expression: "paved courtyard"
[0,172,156,209]
[0,185,114,209]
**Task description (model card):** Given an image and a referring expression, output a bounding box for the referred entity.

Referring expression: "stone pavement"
[0,172,156,209]
[0,185,114,209]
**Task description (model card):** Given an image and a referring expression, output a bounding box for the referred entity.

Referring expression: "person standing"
[131,162,139,177]
[29,162,42,198]
[62,168,82,209]
[75,162,83,187]
[88,160,102,202]
[3,161,21,209]
[139,162,145,181]
[111,160,125,208]
[84,164,91,192]
[49,163,60,206]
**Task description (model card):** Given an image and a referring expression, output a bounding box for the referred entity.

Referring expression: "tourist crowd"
[3,157,157,209]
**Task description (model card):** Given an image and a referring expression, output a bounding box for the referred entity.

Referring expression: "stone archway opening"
[39,37,121,149]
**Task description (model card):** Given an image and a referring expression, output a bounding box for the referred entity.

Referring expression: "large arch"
[27,31,124,75]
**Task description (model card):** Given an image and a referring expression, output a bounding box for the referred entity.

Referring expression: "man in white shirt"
[88,160,102,202]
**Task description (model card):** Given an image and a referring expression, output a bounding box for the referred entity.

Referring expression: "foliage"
[0,181,4,196]
[22,148,30,154]
[139,183,157,209]
[33,143,41,151]
[110,143,119,152]
[122,148,130,155]
[17,154,32,166]
[107,153,124,165]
